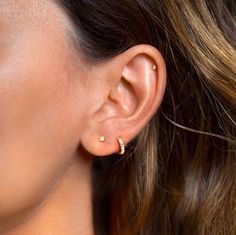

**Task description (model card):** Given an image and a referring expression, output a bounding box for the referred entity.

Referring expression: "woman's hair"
[58,1,236,234]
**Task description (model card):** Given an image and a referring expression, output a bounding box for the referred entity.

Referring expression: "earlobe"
[79,44,166,157]
[99,135,126,155]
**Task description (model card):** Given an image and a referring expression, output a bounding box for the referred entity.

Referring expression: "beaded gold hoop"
[117,137,125,155]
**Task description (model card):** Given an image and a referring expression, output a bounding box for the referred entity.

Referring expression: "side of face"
[0,0,167,232]
[0,0,93,230]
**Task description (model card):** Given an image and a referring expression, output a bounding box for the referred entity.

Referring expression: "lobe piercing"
[99,136,106,142]
[117,136,125,155]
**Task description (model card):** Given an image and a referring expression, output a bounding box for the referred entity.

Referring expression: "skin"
[0,1,166,234]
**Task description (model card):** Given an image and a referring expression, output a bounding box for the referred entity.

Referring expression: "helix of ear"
[98,64,157,156]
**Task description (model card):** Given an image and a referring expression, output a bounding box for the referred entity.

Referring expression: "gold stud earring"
[152,64,157,71]
[99,136,106,142]
[117,136,125,155]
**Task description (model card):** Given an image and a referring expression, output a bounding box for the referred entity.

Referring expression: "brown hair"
[58,1,236,234]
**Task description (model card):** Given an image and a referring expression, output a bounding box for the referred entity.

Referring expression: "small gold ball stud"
[152,64,157,71]
[99,136,106,142]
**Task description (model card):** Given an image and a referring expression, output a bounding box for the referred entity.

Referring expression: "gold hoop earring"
[117,136,125,155]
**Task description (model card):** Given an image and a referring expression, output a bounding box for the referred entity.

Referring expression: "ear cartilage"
[152,64,157,71]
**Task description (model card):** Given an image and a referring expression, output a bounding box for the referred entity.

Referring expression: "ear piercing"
[99,136,106,142]
[117,137,125,155]
[99,136,126,155]
[152,64,157,71]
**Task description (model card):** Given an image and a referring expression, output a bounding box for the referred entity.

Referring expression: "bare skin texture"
[0,1,167,234]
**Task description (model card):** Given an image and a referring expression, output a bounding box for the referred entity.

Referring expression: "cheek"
[0,30,86,225]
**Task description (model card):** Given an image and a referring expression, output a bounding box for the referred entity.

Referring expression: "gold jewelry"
[152,64,157,71]
[117,136,125,155]
[99,136,106,142]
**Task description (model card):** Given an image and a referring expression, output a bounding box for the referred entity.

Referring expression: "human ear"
[79,44,167,156]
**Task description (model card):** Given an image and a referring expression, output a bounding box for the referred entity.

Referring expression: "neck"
[4,154,94,235]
